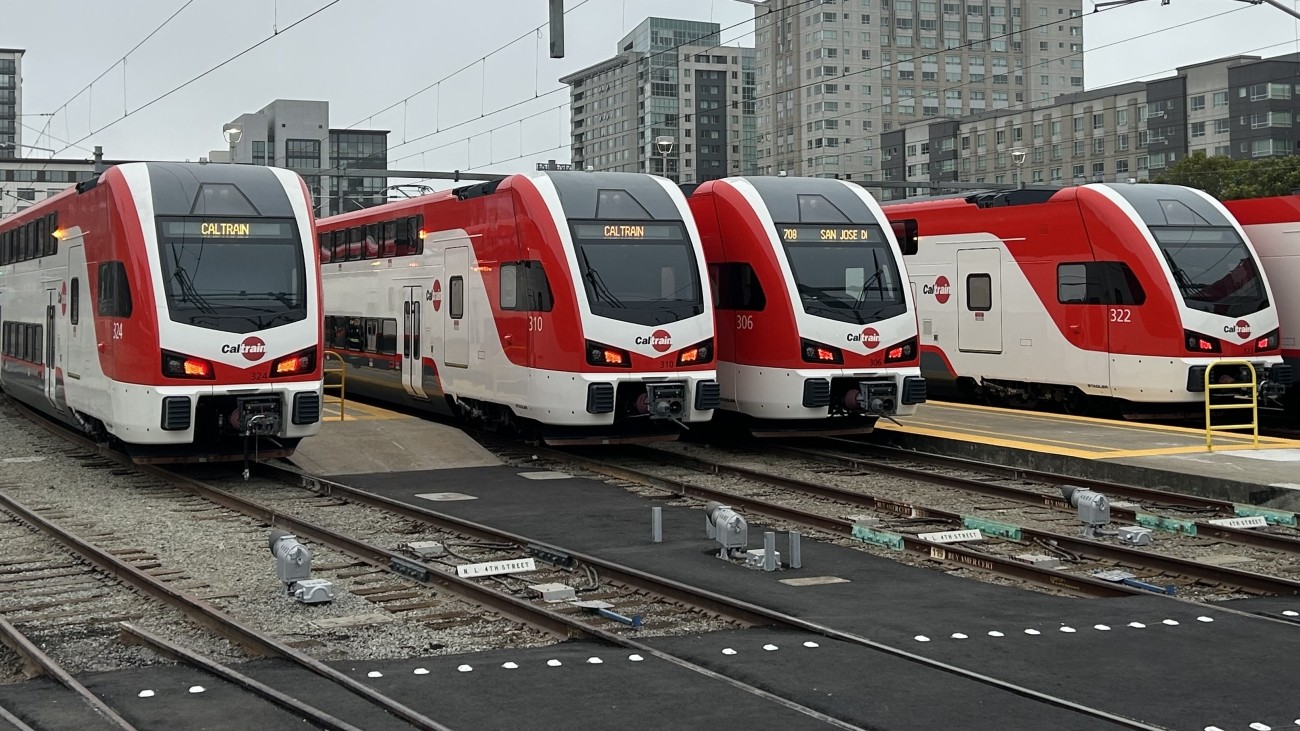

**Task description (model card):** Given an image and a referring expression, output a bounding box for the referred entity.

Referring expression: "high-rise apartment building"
[751,0,1083,183]
[0,49,23,157]
[561,17,758,182]
[208,99,388,216]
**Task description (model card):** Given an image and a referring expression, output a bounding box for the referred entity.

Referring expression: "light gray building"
[0,152,125,219]
[560,17,758,183]
[207,99,389,217]
[879,51,1300,199]
[0,48,23,157]
[750,0,1083,184]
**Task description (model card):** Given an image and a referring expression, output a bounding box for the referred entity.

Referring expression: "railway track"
[532,442,1300,603]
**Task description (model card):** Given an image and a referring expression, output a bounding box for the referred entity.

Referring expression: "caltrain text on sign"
[603,225,646,238]
[200,221,252,238]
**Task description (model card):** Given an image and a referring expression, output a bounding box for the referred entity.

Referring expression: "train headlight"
[585,340,632,368]
[883,336,918,364]
[676,339,713,366]
[270,348,318,377]
[1254,329,1279,353]
[162,350,216,380]
[800,338,843,364]
[1183,330,1221,354]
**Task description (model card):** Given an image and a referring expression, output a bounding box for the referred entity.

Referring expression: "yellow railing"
[1204,359,1258,451]
[322,350,347,421]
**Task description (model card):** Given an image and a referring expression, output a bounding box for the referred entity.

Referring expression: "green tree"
[1151,153,1300,200]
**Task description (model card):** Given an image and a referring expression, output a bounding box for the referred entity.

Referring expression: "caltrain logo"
[847,327,881,349]
[222,336,267,361]
[1225,320,1251,340]
[431,279,442,312]
[636,330,673,352]
[923,275,952,304]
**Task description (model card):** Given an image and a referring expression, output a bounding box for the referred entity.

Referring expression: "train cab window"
[1058,262,1145,305]
[97,261,133,318]
[711,262,766,311]
[379,319,397,355]
[380,221,397,258]
[449,276,464,319]
[70,278,80,325]
[966,273,992,312]
[499,261,554,312]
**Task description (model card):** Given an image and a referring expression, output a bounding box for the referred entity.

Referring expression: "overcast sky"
[6,0,1299,185]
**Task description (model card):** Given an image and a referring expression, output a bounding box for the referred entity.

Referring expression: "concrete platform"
[875,401,1300,509]
[290,397,499,476]
[333,465,1300,731]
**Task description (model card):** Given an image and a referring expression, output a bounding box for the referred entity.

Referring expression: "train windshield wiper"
[580,249,626,308]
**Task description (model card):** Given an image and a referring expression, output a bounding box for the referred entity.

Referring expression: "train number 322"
[1109,308,1132,323]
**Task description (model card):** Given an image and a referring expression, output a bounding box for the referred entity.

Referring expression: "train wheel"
[1060,388,1090,416]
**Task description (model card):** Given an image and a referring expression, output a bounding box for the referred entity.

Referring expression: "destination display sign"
[163,220,295,239]
[572,222,683,241]
[778,224,884,243]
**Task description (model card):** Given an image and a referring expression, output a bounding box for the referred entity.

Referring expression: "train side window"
[394,218,412,256]
[347,227,364,262]
[364,318,379,352]
[449,276,464,319]
[414,216,424,254]
[500,264,519,309]
[365,224,380,260]
[33,218,45,258]
[70,278,80,325]
[345,317,363,350]
[380,221,397,258]
[30,324,42,364]
[318,233,332,264]
[966,273,992,312]
[331,230,347,262]
[1,229,9,264]
[711,262,766,311]
[379,319,397,355]
[97,261,133,318]
[44,213,57,257]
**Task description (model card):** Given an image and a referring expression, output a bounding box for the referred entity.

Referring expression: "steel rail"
[0,489,451,731]
[6,401,863,731]
[608,445,1300,597]
[0,703,35,731]
[703,443,1300,557]
[117,622,368,731]
[259,465,1165,731]
[0,615,137,730]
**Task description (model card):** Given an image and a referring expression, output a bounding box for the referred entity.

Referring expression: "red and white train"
[0,162,324,462]
[688,176,925,435]
[317,171,718,444]
[883,183,1291,415]
[1225,194,1300,412]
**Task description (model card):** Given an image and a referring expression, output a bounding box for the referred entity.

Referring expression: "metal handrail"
[1203,359,1258,450]
[322,350,346,421]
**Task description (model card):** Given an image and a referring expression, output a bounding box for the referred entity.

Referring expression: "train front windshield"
[570,221,704,326]
[778,224,907,325]
[1149,226,1268,318]
[157,218,308,334]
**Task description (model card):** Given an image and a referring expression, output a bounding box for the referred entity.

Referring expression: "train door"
[400,285,428,399]
[444,247,470,368]
[1056,262,1110,394]
[44,295,62,412]
[956,248,1003,353]
[64,244,93,385]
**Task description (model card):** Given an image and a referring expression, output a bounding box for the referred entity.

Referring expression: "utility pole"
[549,0,564,58]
